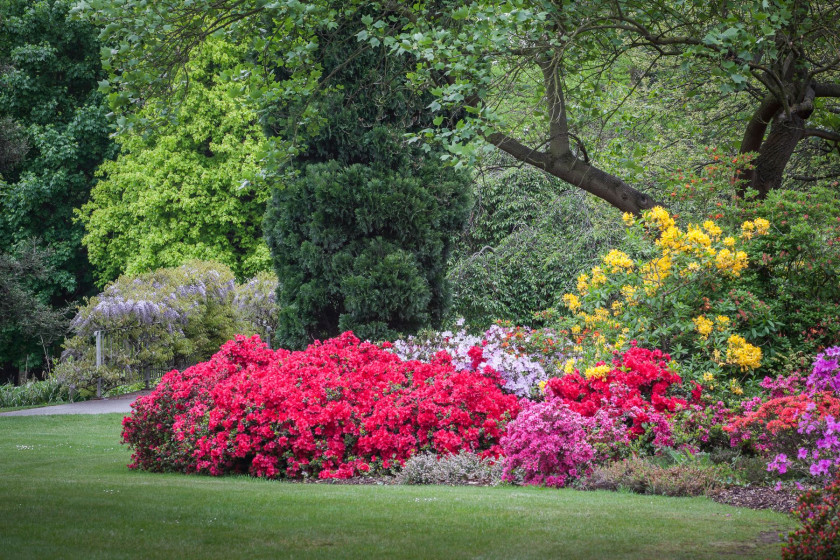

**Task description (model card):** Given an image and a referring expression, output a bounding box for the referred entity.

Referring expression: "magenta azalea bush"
[500,399,630,487]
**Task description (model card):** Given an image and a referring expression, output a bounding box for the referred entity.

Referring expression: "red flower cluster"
[544,345,687,436]
[724,392,840,451]
[122,332,519,479]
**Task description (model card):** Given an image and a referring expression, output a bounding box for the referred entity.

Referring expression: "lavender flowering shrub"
[54,261,278,392]
[808,347,840,395]
[390,321,572,397]
[232,271,279,333]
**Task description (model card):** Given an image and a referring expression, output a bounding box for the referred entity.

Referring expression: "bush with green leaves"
[448,158,621,328]
[54,261,276,392]
[0,378,72,408]
[720,186,840,365]
[263,24,471,348]
[79,38,271,286]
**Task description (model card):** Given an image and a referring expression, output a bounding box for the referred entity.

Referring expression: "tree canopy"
[79,0,840,213]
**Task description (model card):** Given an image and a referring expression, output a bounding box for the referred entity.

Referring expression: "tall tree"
[0,0,116,372]
[262,20,472,347]
[79,38,272,286]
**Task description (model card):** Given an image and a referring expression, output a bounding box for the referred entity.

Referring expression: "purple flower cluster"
[499,399,631,487]
[500,400,596,487]
[766,348,840,480]
[808,346,840,395]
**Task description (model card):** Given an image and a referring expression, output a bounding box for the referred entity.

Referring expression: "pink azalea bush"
[500,399,630,488]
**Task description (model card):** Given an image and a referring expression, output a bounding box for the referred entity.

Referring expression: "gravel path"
[0,390,151,417]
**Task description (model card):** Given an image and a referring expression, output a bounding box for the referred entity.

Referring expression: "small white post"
[95,330,103,398]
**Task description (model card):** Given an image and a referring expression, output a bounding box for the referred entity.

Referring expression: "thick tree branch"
[803,128,840,142]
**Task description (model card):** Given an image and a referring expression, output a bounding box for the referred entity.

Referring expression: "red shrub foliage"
[783,474,840,559]
[543,345,687,437]
[122,333,519,479]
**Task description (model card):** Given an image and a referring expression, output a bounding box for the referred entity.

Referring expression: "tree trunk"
[750,112,806,197]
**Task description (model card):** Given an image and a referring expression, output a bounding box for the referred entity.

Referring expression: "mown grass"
[0,414,795,560]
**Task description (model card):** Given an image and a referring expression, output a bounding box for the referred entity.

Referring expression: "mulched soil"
[708,485,800,514]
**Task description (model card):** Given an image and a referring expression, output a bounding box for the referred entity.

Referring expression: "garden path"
[0,390,150,416]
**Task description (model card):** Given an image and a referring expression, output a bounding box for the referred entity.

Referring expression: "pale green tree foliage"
[78,38,271,286]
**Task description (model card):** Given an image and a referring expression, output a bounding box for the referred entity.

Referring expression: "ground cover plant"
[0,414,796,560]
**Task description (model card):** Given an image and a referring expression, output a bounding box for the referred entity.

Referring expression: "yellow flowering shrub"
[556,206,771,398]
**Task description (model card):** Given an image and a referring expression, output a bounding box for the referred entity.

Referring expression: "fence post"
[95,330,103,398]
[265,327,272,350]
[144,365,151,390]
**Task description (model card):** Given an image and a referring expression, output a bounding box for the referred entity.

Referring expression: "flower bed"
[122,332,519,479]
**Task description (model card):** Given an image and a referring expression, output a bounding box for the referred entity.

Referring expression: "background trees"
[263,24,471,347]
[0,0,116,378]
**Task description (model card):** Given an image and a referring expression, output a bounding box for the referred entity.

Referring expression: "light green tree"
[78,38,271,286]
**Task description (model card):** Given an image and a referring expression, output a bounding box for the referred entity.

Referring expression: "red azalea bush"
[544,344,688,442]
[725,393,840,453]
[122,332,520,479]
[782,474,840,560]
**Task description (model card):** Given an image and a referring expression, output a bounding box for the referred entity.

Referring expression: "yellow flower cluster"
[702,371,715,383]
[640,255,672,294]
[741,220,755,239]
[693,315,714,339]
[583,364,612,380]
[603,249,634,273]
[723,236,736,248]
[753,218,770,235]
[715,248,749,276]
[622,212,636,226]
[725,335,762,371]
[577,272,589,295]
[562,293,581,312]
[562,359,576,374]
[580,307,612,328]
[645,206,675,231]
[702,220,722,238]
[684,224,712,255]
[729,379,744,395]
[590,266,608,289]
[715,315,730,330]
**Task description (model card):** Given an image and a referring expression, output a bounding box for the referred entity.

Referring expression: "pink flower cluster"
[122,333,519,479]
[500,399,630,488]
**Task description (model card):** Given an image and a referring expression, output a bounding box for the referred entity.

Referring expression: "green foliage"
[263,23,472,348]
[53,261,266,392]
[449,160,622,327]
[722,186,840,363]
[0,378,72,408]
[558,207,770,398]
[0,0,115,298]
[266,147,471,347]
[0,0,116,371]
[79,39,271,286]
[0,240,69,380]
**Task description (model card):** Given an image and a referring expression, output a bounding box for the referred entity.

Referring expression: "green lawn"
[0,414,795,560]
